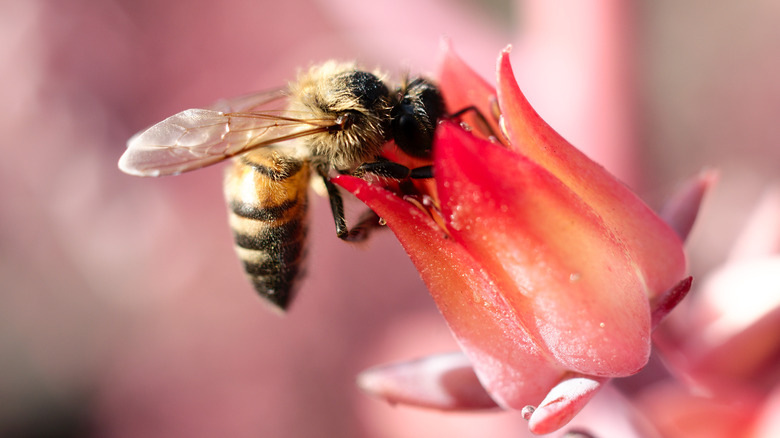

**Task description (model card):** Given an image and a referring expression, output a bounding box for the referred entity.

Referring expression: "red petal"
[650,276,693,329]
[435,122,651,377]
[437,40,502,140]
[496,49,687,300]
[334,175,564,408]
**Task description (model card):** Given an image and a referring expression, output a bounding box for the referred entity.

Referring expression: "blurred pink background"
[1,1,779,437]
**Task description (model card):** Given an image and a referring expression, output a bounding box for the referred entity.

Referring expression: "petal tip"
[357,353,499,411]
[528,377,605,434]
[699,168,721,195]
[660,170,719,242]
[497,46,513,72]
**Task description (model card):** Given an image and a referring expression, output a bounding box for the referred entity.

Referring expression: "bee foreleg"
[408,165,432,179]
[357,160,433,180]
[356,159,410,179]
[318,166,349,239]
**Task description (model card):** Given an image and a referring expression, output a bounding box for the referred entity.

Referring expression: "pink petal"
[334,175,564,409]
[434,122,651,377]
[496,48,687,300]
[754,384,780,438]
[636,382,759,438]
[357,352,498,410]
[659,170,718,242]
[527,376,606,435]
[727,184,780,261]
[688,257,780,384]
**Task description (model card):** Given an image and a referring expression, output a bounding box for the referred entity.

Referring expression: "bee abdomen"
[229,199,299,222]
[224,152,309,310]
[231,219,307,309]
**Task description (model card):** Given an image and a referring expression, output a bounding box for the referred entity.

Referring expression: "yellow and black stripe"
[223,149,310,310]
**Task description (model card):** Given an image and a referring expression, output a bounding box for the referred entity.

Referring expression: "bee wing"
[119,90,334,177]
[209,88,288,113]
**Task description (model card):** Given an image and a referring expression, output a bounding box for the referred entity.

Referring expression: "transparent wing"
[209,88,288,113]
[119,90,336,177]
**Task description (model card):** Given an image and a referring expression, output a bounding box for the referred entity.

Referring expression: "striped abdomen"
[224,149,309,310]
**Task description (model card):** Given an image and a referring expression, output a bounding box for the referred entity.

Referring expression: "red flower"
[335,43,692,433]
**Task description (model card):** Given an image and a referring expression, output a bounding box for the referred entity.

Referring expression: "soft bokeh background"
[1,1,778,437]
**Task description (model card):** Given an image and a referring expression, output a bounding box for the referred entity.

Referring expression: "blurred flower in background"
[637,186,780,438]
[1,1,779,438]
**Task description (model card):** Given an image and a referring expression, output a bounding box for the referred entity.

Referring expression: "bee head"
[390,77,444,159]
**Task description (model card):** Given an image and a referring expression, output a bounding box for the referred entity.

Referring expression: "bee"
[119,61,444,310]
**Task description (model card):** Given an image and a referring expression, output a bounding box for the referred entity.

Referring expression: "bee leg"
[409,165,433,179]
[357,159,411,179]
[318,165,399,242]
[342,209,383,242]
[449,105,498,138]
[317,166,349,239]
[357,160,433,180]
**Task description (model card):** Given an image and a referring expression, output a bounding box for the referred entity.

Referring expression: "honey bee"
[119,61,444,310]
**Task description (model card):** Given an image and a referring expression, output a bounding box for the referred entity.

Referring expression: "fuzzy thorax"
[286,61,392,171]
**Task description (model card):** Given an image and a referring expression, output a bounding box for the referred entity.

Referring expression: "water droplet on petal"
[521,405,535,420]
